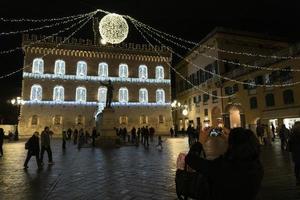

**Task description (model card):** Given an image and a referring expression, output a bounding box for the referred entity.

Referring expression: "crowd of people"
[114,126,157,147]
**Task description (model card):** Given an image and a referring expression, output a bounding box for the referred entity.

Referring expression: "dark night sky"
[0,0,300,123]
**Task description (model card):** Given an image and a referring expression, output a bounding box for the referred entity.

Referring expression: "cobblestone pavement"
[0,137,299,200]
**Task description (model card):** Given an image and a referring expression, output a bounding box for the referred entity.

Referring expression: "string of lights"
[127,16,300,60]
[133,19,300,72]
[132,19,300,88]
[0,14,89,37]
[0,12,97,80]
[131,19,235,99]
[0,15,92,55]
[0,11,95,23]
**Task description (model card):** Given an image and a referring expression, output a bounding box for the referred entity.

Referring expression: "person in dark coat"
[279,124,290,150]
[62,131,67,150]
[92,127,97,147]
[24,132,42,169]
[0,128,4,157]
[289,122,300,185]
[187,125,194,147]
[40,127,54,165]
[186,127,263,200]
[170,127,174,137]
[73,129,78,145]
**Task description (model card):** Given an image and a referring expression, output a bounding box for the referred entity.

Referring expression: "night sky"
[0,0,299,123]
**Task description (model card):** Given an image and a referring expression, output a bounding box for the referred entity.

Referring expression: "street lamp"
[10,97,24,140]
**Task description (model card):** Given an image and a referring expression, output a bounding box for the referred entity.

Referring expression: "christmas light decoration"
[0,11,95,23]
[132,18,300,72]
[0,15,88,36]
[131,21,234,99]
[132,19,300,88]
[0,12,96,79]
[99,13,129,44]
[24,100,171,107]
[128,15,300,60]
[22,72,171,84]
[0,15,91,55]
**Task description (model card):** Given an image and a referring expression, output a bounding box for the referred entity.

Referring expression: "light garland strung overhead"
[131,20,234,99]
[99,13,129,44]
[0,12,97,79]
[0,11,95,23]
[0,14,87,37]
[128,15,300,60]
[131,18,300,88]
[0,16,90,55]
[132,19,300,72]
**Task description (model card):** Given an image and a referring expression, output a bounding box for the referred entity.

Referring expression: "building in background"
[18,24,172,137]
[174,27,300,133]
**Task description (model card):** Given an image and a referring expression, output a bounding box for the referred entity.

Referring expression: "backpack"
[175,143,210,200]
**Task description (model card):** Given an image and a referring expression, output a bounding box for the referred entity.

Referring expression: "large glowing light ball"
[99,13,129,44]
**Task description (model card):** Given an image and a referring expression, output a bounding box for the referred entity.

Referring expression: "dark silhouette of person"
[131,127,136,143]
[92,127,97,147]
[170,127,174,137]
[186,128,263,200]
[279,124,290,150]
[271,123,276,141]
[67,128,72,140]
[187,125,194,146]
[0,128,4,156]
[144,126,150,147]
[73,129,78,145]
[24,131,42,169]
[62,131,67,150]
[289,122,300,185]
[100,80,114,108]
[40,127,54,165]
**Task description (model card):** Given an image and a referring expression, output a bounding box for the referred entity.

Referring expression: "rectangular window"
[140,115,148,124]
[119,116,128,125]
[204,109,208,116]
[212,90,218,103]
[203,94,209,105]
[31,115,38,126]
[159,115,164,124]
[53,115,62,125]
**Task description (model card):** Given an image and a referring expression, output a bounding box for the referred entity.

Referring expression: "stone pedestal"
[95,108,119,148]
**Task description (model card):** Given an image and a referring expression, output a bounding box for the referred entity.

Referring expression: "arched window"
[283,89,294,104]
[76,61,87,77]
[54,60,65,75]
[139,65,148,79]
[119,87,129,103]
[156,89,165,103]
[155,66,164,80]
[119,64,128,78]
[265,93,275,107]
[53,86,64,102]
[30,84,42,101]
[98,62,108,77]
[76,87,86,102]
[98,87,107,103]
[139,88,148,103]
[32,58,44,74]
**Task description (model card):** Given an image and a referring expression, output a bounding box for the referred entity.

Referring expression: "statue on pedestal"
[100,80,114,108]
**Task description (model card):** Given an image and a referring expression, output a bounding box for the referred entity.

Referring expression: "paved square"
[0,137,299,200]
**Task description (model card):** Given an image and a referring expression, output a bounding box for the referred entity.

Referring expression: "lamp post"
[10,97,24,140]
[171,100,189,134]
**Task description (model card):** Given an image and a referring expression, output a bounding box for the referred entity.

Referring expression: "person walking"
[289,122,300,185]
[24,131,42,169]
[67,128,72,140]
[156,136,164,150]
[170,127,174,137]
[137,128,141,143]
[256,123,265,145]
[131,127,136,144]
[40,127,54,165]
[144,126,150,147]
[73,129,78,145]
[271,123,276,141]
[0,128,4,157]
[92,127,97,147]
[149,127,155,142]
[78,129,85,149]
[187,124,194,147]
[62,130,67,150]
[279,124,289,150]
